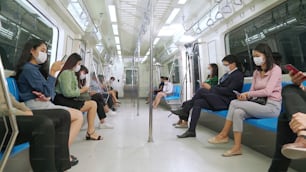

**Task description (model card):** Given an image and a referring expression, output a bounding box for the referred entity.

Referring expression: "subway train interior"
[0,0,306,171]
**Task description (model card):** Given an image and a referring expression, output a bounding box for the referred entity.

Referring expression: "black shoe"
[177,131,196,138]
[171,109,187,117]
[71,155,77,161]
[70,158,79,167]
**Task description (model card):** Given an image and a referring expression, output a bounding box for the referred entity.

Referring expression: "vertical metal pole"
[137,40,140,116]
[148,0,154,142]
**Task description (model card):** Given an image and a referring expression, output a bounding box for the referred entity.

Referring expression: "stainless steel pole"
[137,40,140,116]
[148,0,154,143]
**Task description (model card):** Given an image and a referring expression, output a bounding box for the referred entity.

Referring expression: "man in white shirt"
[152,77,173,108]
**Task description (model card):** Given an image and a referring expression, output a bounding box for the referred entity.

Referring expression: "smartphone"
[284,64,300,75]
[61,55,68,62]
[233,90,241,96]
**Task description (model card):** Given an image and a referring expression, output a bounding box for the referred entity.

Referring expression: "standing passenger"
[209,43,282,157]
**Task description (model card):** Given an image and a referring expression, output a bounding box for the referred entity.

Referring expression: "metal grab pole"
[148,0,153,143]
[137,40,140,116]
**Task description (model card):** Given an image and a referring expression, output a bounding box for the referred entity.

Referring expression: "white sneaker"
[99,123,114,129]
[107,110,117,116]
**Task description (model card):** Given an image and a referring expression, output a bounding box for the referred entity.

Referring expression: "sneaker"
[99,123,114,129]
[107,110,117,116]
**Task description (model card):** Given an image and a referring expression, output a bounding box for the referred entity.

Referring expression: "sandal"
[86,130,102,140]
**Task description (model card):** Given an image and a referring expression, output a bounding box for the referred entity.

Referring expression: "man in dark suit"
[171,55,244,138]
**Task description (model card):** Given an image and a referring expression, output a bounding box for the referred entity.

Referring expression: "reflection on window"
[0,0,54,70]
[168,59,180,84]
[225,0,306,76]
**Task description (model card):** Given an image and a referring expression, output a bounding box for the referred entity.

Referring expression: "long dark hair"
[15,39,47,79]
[76,65,88,88]
[56,53,82,85]
[208,63,218,78]
[253,43,275,72]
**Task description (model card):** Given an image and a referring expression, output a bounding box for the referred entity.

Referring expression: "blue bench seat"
[0,77,30,160]
[164,85,181,101]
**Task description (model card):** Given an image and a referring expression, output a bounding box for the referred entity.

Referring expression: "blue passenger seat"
[164,85,181,101]
[0,77,30,160]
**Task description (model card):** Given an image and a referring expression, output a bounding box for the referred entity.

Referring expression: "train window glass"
[0,0,56,70]
[225,0,306,76]
[168,59,180,84]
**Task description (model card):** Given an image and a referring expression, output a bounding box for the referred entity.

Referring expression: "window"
[168,59,180,84]
[0,0,56,70]
[225,0,306,76]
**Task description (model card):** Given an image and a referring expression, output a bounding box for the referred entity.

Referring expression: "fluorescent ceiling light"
[166,8,180,24]
[178,0,187,4]
[153,38,160,45]
[179,35,195,43]
[115,36,120,44]
[108,5,117,22]
[158,24,183,37]
[112,24,119,35]
[116,44,121,50]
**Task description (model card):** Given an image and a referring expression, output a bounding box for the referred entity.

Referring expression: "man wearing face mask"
[171,55,244,138]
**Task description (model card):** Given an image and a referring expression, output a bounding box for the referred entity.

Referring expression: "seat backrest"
[6,77,20,101]
[173,85,181,97]
[241,83,251,93]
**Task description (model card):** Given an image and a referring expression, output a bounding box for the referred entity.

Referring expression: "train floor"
[70,99,297,172]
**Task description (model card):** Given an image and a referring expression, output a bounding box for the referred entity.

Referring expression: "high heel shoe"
[86,130,102,140]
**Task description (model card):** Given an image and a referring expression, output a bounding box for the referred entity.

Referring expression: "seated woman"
[53,53,101,140]
[268,70,306,171]
[209,43,282,157]
[15,39,83,154]
[76,65,115,129]
[152,77,173,109]
[146,76,165,104]
[174,63,218,128]
[0,90,73,171]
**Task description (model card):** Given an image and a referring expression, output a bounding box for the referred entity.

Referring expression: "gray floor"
[70,99,297,172]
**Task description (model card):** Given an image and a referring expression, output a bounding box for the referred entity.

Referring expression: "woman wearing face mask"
[208,43,282,157]
[15,39,83,165]
[76,65,115,129]
[53,53,102,140]
[173,63,219,128]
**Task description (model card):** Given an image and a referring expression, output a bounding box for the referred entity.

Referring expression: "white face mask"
[35,52,47,64]
[80,73,86,80]
[74,65,81,72]
[253,56,265,66]
[224,66,230,73]
[207,70,211,75]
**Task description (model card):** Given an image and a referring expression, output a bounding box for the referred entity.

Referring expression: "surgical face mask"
[224,66,230,73]
[35,52,47,64]
[207,70,212,75]
[74,65,81,72]
[253,56,265,66]
[80,73,86,80]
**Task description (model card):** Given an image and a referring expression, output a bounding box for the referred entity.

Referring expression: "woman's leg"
[33,109,72,171]
[152,92,165,108]
[67,108,83,146]
[80,100,100,139]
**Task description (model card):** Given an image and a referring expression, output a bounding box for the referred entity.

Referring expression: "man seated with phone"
[269,64,306,171]
[171,55,244,138]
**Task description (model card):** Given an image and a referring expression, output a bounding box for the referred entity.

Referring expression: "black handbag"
[248,97,267,105]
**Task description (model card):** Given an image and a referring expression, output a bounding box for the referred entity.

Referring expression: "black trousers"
[103,93,114,108]
[181,88,229,132]
[0,109,71,172]
[269,85,306,172]
[91,93,107,120]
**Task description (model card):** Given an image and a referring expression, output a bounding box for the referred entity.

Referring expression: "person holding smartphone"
[268,67,306,171]
[208,43,282,157]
